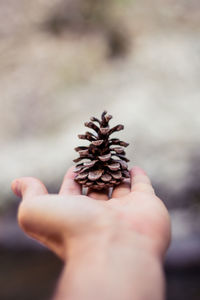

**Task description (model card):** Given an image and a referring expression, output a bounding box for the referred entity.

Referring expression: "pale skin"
[11,166,171,300]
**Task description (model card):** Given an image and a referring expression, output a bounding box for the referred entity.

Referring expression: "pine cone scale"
[92,140,104,146]
[88,170,103,181]
[111,171,122,180]
[101,174,112,182]
[99,127,110,135]
[98,153,111,162]
[107,163,120,171]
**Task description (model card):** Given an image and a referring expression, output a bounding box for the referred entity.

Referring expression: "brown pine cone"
[73,111,130,190]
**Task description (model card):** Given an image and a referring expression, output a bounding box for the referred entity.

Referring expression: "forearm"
[54,231,165,300]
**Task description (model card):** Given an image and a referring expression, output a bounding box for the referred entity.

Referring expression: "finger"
[130,166,155,194]
[11,177,48,199]
[88,188,109,200]
[112,179,131,198]
[59,166,81,195]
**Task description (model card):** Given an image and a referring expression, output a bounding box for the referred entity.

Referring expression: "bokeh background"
[0,0,200,299]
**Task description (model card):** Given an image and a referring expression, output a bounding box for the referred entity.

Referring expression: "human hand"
[11,166,170,261]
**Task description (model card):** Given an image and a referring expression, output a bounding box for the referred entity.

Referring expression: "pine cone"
[73,111,130,190]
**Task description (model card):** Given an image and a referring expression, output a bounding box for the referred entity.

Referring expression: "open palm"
[12,166,170,260]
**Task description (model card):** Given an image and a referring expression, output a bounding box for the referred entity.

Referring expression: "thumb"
[11,177,49,236]
[11,178,65,257]
[11,177,48,199]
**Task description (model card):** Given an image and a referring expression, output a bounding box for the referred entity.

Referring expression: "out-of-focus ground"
[0,0,200,299]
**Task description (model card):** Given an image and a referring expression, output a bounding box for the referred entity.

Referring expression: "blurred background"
[0,0,200,299]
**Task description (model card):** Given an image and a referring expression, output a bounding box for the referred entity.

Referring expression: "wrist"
[66,223,162,264]
[58,226,165,300]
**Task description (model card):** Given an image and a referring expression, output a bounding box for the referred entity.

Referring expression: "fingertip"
[130,166,147,176]
[63,166,76,180]
[130,166,154,194]
[11,177,48,199]
[11,179,22,198]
